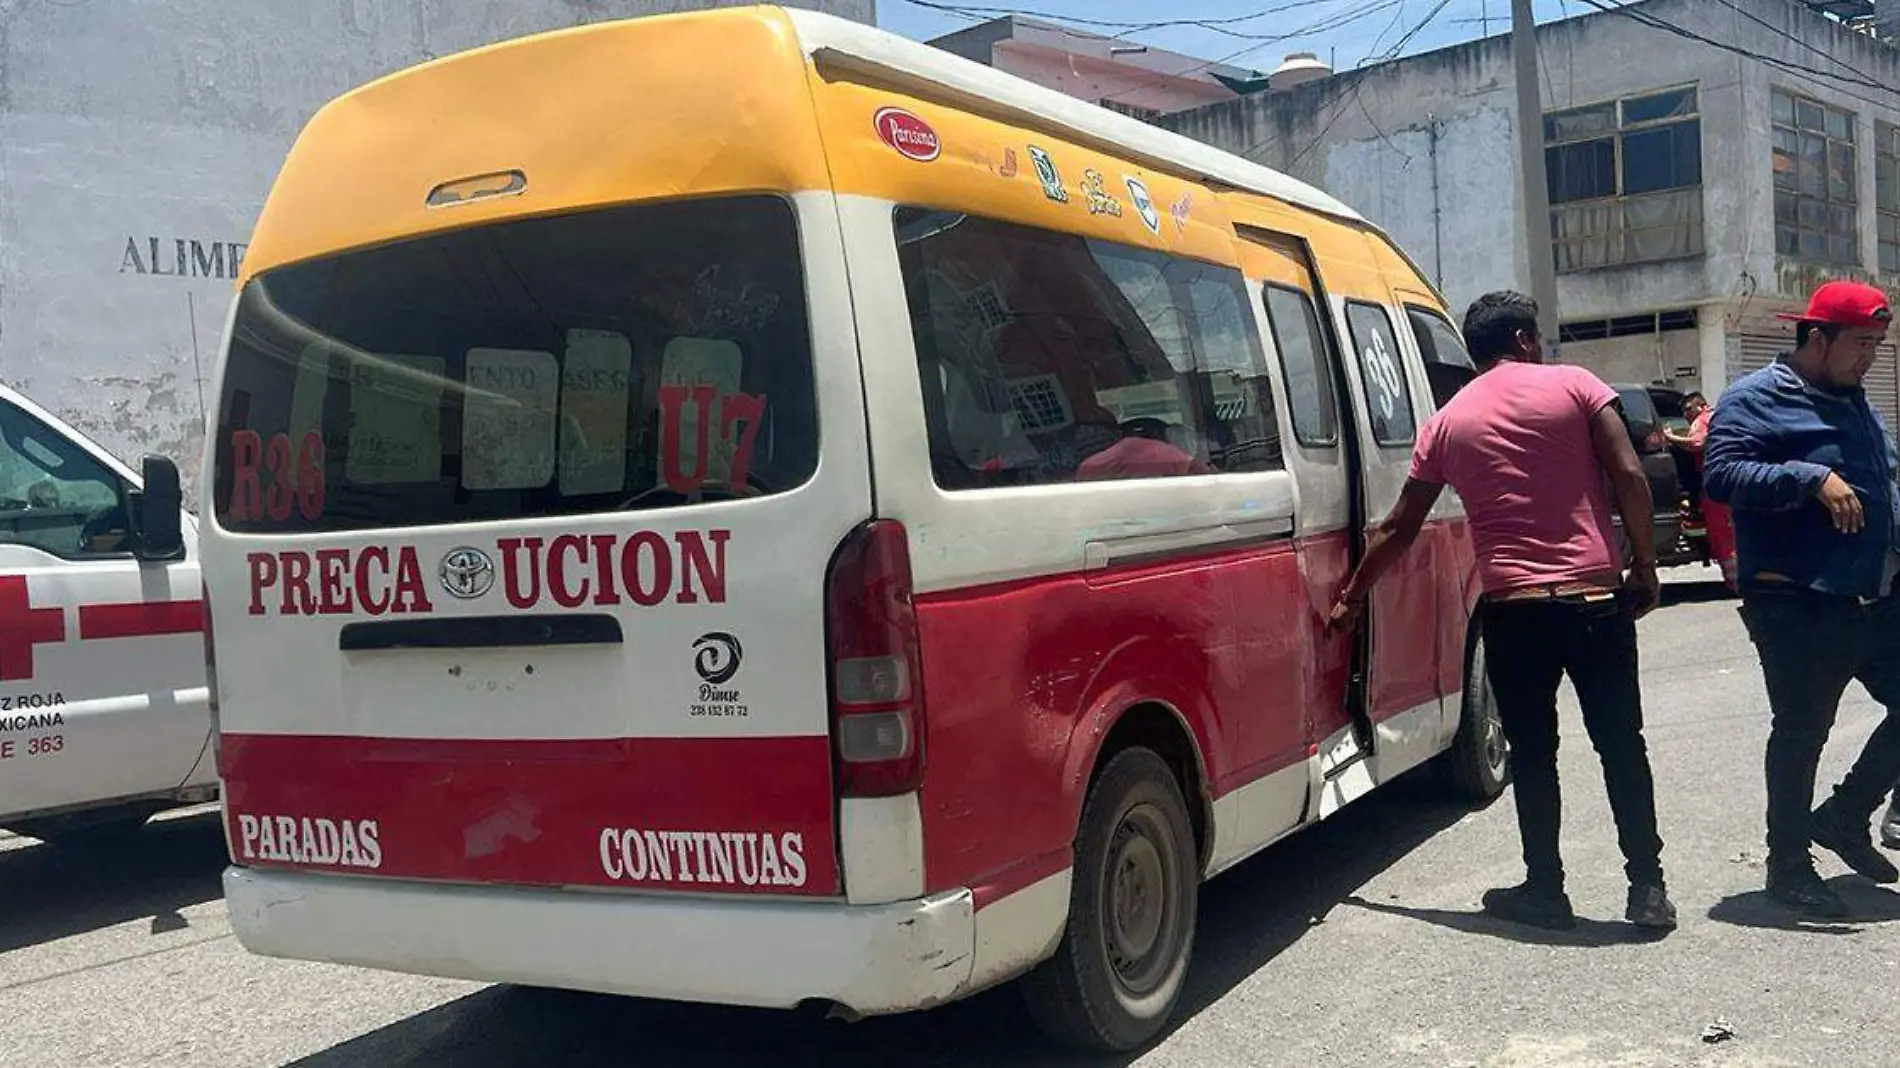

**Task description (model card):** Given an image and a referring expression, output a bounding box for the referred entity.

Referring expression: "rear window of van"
[211,196,818,533]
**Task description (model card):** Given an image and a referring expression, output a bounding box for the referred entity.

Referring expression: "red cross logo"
[0,575,66,682]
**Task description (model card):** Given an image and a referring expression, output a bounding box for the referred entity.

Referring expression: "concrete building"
[1160,0,1900,426]
[0,0,873,499]
[928,15,1258,119]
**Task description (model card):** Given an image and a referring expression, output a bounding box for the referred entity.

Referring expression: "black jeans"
[1483,593,1666,892]
[1739,587,1900,871]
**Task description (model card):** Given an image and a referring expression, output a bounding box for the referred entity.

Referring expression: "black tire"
[1021,747,1198,1053]
[1438,628,1510,802]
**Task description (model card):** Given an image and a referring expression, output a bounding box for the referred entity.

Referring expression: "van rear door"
[206,194,869,896]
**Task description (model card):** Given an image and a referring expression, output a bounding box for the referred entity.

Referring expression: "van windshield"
[211,196,817,534]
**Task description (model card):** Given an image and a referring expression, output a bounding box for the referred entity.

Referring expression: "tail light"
[202,581,222,772]
[824,520,924,797]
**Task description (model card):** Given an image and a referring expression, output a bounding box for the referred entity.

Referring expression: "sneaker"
[1765,865,1849,919]
[1481,883,1577,930]
[1881,799,1900,851]
[1811,800,1900,883]
[1626,883,1678,930]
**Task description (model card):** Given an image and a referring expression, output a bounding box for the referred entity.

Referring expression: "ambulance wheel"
[1021,747,1197,1052]
[1438,629,1509,803]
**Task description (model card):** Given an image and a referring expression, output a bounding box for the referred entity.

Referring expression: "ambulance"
[204,7,1503,1050]
[0,384,211,842]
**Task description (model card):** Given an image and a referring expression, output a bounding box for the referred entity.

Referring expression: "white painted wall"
[1559,329,1701,390]
[0,0,873,502]
[1320,105,1518,311]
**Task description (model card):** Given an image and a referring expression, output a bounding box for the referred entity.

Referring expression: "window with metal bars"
[1543,86,1704,272]
[1557,308,1698,344]
[1773,89,1860,267]
[1876,121,1899,276]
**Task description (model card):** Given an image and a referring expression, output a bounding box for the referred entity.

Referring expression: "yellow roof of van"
[778,7,1367,224]
[241,6,1382,285]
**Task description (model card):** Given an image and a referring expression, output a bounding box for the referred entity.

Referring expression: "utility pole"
[1512,0,1560,360]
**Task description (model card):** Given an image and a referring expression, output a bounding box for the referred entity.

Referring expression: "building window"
[1558,308,1698,343]
[1544,86,1704,273]
[1773,89,1858,266]
[1878,121,1899,275]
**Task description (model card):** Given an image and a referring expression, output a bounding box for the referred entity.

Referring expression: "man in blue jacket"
[1706,280,1900,918]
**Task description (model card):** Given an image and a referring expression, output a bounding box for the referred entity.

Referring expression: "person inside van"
[1329,291,1676,932]
[1076,417,1210,481]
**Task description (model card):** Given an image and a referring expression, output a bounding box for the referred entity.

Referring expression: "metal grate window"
[1544,86,1704,272]
[1005,375,1074,432]
[1558,308,1699,343]
[1773,89,1860,266]
[1877,121,1899,275]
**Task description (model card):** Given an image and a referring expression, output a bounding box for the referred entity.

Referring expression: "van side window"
[1345,302,1416,446]
[1405,306,1479,410]
[1262,286,1338,448]
[894,208,1281,489]
[0,403,129,558]
[1187,276,1282,473]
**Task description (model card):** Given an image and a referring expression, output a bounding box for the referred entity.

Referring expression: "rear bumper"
[223,866,978,1016]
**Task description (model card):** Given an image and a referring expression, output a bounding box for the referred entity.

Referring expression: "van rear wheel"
[1021,747,1197,1052]
[1438,630,1509,802]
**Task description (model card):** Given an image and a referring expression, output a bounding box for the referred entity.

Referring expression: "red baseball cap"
[1776,280,1893,328]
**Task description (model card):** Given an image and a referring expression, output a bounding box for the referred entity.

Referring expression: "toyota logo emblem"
[439,546,496,600]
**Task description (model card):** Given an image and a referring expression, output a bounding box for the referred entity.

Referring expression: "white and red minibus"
[202,6,1500,1051]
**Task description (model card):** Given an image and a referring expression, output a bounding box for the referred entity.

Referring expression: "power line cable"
[902,0,1362,40]
[904,0,1409,45]
[1579,0,1896,107]
[1362,0,1415,62]
[1078,0,1410,110]
[1709,0,1887,92]
[1278,0,1456,170]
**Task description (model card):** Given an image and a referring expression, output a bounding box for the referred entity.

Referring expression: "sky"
[879,0,1584,77]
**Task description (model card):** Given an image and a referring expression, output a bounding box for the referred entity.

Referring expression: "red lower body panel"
[912,521,1472,901]
[218,733,839,895]
[913,537,1330,900]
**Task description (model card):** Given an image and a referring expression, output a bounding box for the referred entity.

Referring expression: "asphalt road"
[5,570,1899,1068]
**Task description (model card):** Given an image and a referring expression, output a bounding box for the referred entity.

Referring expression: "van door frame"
[1235,226,1376,757]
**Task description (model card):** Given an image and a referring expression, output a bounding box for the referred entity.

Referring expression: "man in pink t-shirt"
[1331,291,1673,933]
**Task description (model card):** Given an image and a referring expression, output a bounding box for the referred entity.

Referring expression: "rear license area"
[221,733,832,892]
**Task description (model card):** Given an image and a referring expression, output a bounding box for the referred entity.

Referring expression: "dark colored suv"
[1609,383,1701,568]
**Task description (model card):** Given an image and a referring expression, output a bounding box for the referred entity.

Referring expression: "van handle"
[338,614,624,651]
